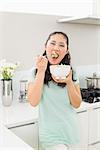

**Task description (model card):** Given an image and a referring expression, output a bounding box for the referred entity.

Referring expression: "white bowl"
[50,65,70,79]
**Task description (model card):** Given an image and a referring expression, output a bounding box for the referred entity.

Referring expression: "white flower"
[0,59,20,80]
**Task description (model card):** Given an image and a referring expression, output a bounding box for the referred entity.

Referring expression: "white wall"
[0,11,100,100]
[0,13,4,58]
[0,12,100,70]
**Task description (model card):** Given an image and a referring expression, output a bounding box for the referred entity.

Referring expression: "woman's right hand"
[35,55,48,73]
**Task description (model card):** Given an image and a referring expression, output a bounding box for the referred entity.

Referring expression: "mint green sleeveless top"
[38,75,80,149]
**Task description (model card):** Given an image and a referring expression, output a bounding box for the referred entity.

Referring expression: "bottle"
[19,80,28,103]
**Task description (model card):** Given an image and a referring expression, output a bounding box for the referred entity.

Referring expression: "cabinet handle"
[8,122,37,129]
[93,107,100,110]
[77,110,87,113]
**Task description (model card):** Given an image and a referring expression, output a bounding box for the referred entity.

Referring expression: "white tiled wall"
[0,64,100,104]
[12,68,34,102]
[76,64,100,88]
[12,64,100,101]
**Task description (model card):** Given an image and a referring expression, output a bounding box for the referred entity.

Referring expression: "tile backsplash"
[0,64,100,104]
[76,64,100,88]
[12,68,34,102]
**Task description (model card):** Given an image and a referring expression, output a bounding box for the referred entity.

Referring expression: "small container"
[19,80,28,103]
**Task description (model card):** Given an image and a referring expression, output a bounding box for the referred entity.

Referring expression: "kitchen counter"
[0,98,100,149]
[0,102,38,128]
[76,101,100,112]
[0,99,38,150]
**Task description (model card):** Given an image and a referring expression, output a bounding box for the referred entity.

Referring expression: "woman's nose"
[53,45,60,50]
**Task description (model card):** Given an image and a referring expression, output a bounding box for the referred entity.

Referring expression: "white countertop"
[0,98,100,150]
[0,102,38,128]
[76,101,100,112]
[0,99,38,150]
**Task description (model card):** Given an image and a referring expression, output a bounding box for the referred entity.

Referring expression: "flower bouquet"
[0,59,20,80]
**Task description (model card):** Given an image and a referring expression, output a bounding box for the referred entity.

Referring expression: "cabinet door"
[73,110,88,150]
[97,107,100,142]
[78,110,88,147]
[69,110,88,150]
[10,122,38,150]
[88,108,97,144]
[88,107,100,144]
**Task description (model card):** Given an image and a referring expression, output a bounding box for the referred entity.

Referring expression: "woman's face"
[45,34,68,65]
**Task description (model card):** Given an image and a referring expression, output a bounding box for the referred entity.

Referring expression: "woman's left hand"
[52,70,73,84]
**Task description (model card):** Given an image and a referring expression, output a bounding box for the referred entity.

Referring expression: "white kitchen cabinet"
[57,16,100,25]
[88,106,100,145]
[39,110,89,150]
[97,107,100,142]
[77,110,88,149]
[69,110,88,150]
[10,121,38,150]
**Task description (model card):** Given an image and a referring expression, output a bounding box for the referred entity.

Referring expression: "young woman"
[28,31,82,150]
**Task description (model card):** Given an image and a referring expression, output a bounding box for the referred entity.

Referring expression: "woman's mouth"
[51,51,59,59]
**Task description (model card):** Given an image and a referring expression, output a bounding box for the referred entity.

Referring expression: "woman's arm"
[28,71,45,107]
[66,80,82,108]
[27,56,48,107]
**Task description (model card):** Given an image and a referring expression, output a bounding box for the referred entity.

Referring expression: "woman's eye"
[59,45,64,47]
[50,42,55,45]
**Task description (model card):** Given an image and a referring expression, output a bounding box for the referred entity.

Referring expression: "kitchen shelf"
[57,15,100,25]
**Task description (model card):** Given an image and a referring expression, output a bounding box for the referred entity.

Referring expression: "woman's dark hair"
[34,31,76,87]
